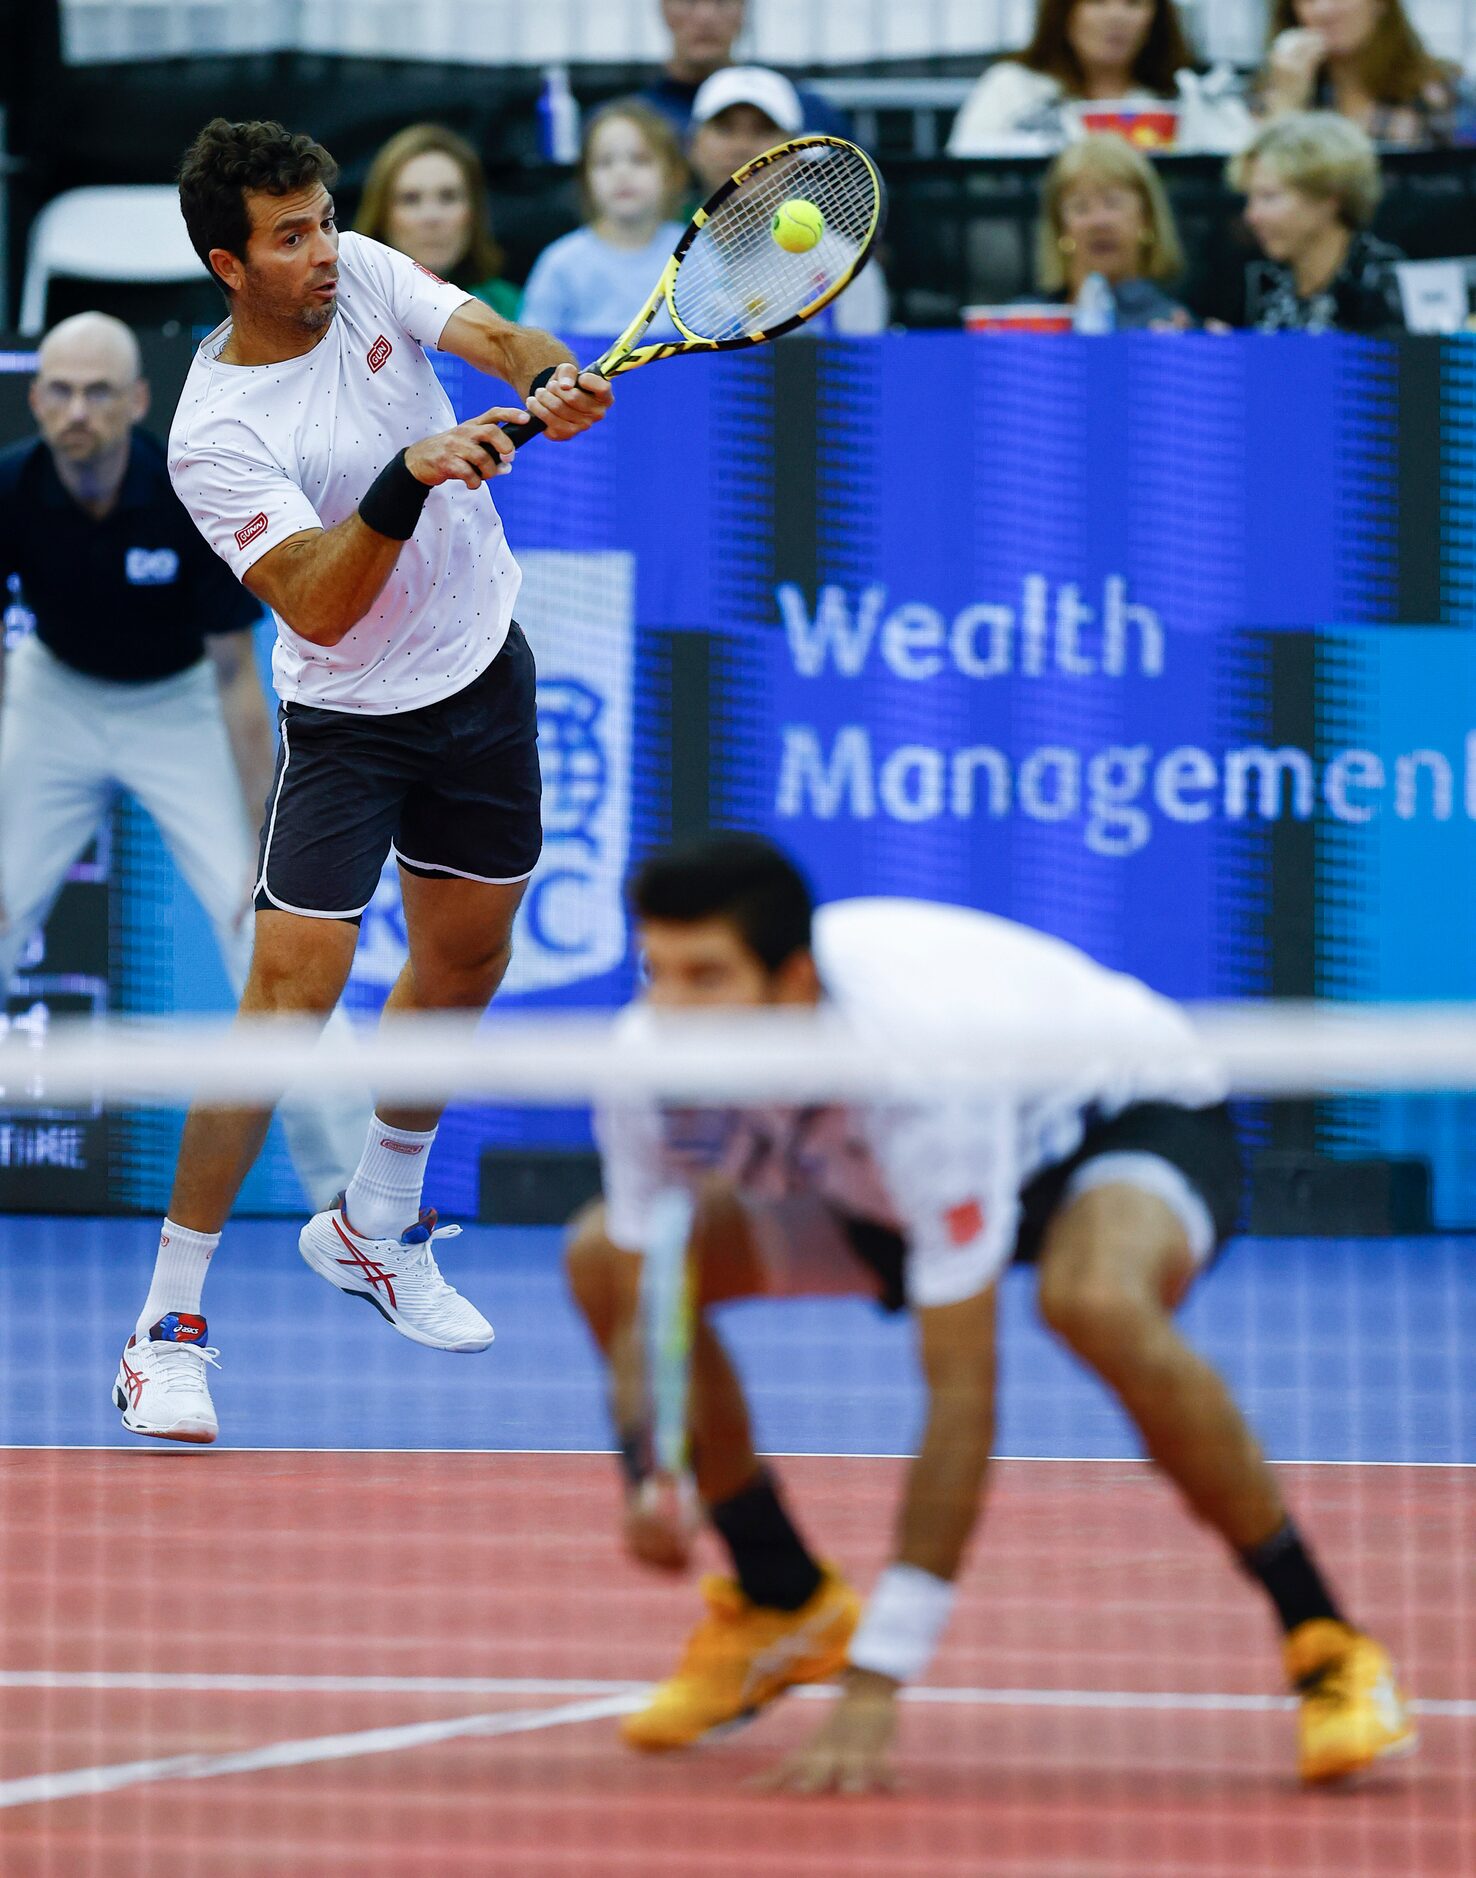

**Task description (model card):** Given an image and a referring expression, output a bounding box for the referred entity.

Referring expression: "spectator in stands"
[949,0,1252,156]
[688,66,890,333]
[641,0,850,139]
[1232,112,1406,331]
[356,124,521,319]
[1259,0,1476,149]
[1037,134,1190,326]
[521,101,687,337]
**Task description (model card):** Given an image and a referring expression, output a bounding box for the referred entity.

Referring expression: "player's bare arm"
[438,300,613,441]
[763,1287,997,1796]
[239,406,529,644]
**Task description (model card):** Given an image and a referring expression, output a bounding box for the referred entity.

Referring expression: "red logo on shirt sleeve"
[234,512,268,551]
[367,334,393,373]
[413,262,448,285]
[943,1199,985,1247]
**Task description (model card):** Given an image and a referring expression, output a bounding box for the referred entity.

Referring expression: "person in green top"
[355,123,522,320]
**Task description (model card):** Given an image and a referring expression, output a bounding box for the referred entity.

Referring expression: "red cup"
[963,305,1076,334]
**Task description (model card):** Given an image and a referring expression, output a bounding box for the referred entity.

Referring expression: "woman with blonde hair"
[1036,135,1189,327]
[1232,112,1406,331]
[521,100,689,337]
[949,0,1251,155]
[1260,0,1476,149]
[356,123,520,318]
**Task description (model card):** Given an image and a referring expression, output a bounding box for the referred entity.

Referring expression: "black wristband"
[358,449,431,540]
[618,1427,653,1488]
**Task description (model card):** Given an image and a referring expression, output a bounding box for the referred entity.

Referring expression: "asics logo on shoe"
[739,1614,833,1707]
[330,1216,398,1307]
[120,1353,146,1408]
[150,1313,208,1344]
[1370,1673,1404,1732]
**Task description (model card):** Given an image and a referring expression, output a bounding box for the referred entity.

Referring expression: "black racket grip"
[509,411,548,451]
[508,361,607,451]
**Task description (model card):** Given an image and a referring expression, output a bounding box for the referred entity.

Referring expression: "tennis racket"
[513,135,886,446]
[636,1188,700,1549]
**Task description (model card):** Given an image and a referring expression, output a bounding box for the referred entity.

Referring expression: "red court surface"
[1,1451,1471,1876]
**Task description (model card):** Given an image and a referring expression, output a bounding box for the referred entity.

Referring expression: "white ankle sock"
[136,1219,220,1336]
[344,1117,437,1241]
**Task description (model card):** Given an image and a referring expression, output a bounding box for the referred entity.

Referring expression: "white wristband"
[847,1564,957,1683]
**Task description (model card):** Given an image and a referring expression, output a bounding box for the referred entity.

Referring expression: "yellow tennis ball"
[772,199,825,254]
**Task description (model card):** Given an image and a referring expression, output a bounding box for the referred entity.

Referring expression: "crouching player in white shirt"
[567,835,1415,1791]
[113,117,613,1444]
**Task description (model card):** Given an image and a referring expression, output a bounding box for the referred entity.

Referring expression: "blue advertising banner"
[64,334,1476,1223]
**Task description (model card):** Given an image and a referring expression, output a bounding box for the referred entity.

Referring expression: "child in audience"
[521,102,688,338]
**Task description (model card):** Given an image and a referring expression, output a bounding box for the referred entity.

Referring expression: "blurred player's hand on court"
[525,366,613,441]
[756,1670,899,1796]
[624,1474,699,1572]
[404,409,531,489]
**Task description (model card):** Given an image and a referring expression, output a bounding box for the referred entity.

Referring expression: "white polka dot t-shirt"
[168,232,522,714]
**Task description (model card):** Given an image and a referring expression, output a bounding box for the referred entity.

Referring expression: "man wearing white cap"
[640,0,850,140]
[689,67,890,336]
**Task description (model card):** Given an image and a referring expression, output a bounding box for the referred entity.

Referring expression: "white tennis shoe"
[298,1197,493,1352]
[113,1313,220,1444]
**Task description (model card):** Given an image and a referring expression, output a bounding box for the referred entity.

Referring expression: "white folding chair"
[19,185,203,335]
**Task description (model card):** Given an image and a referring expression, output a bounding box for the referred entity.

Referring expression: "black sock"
[1240,1520,1344,1635]
[709,1471,824,1613]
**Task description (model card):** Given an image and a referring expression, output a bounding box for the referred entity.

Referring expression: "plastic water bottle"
[1075,271,1117,335]
[538,65,582,165]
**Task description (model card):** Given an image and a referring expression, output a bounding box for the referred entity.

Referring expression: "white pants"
[0,635,369,1210]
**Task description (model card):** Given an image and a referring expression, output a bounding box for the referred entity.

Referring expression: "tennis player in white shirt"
[113,116,611,1445]
[568,834,1415,1793]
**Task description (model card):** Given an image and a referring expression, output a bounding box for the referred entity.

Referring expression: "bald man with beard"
[0,311,368,1208]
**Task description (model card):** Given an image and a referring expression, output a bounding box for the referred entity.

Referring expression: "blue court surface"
[1,1219,1471,1462]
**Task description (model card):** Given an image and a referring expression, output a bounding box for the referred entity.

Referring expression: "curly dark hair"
[178,117,339,289]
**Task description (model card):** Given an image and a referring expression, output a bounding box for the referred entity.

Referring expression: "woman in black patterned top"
[1259,0,1475,150]
[1232,112,1406,333]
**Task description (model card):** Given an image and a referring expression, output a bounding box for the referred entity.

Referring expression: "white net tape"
[672,141,880,343]
[5,1003,1476,1107]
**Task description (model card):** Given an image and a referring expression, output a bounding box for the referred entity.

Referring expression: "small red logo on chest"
[944,1199,985,1247]
[234,513,268,550]
[367,335,393,373]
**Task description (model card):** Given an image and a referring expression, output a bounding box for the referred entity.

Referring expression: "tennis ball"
[772,199,825,254]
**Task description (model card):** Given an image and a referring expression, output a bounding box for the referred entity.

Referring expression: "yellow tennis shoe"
[1286,1619,1416,1784]
[621,1567,861,1752]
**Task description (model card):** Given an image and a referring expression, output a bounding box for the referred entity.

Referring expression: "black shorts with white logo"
[840,1101,1244,1314]
[254,622,542,921]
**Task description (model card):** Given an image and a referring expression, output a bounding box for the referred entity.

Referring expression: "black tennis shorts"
[254,622,542,921]
[843,1101,1244,1314]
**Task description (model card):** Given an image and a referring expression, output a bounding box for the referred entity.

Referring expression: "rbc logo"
[349,550,634,1003]
[538,680,607,847]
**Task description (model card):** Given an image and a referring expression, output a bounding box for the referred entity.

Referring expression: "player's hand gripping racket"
[633,1189,701,1565]
[514,135,886,445]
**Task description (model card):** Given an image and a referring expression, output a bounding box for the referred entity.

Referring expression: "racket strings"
[672,142,880,344]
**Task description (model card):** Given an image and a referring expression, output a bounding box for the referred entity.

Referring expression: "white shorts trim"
[1062,1152,1217,1264]
[390,845,536,887]
[255,882,375,922]
[253,715,292,905]
[254,716,374,921]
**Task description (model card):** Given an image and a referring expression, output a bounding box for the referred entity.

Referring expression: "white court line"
[0,1691,638,1812]
[1,1444,1472,1468]
[1,1667,1470,1718]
